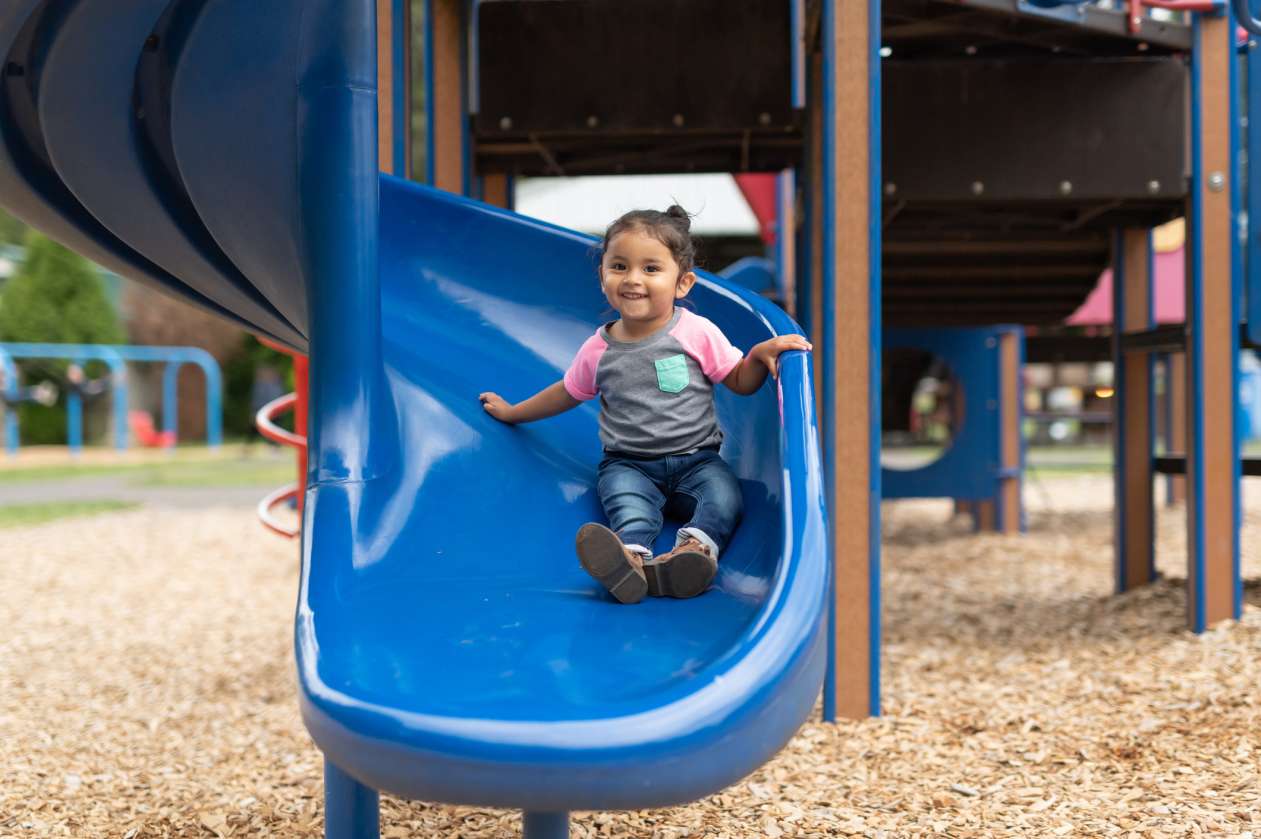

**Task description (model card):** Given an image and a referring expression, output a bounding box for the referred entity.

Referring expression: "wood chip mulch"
[2,475,1258,837]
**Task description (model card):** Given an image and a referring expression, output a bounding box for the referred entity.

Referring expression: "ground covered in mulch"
[2,476,1258,837]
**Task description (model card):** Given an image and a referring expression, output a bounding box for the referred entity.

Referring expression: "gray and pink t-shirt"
[563,308,744,457]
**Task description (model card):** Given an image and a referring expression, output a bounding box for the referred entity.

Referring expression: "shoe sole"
[645,550,716,598]
[576,523,647,604]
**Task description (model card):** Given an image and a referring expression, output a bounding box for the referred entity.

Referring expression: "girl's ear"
[674,270,697,299]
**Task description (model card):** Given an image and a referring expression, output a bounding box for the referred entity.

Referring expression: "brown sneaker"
[644,537,717,599]
[575,523,648,604]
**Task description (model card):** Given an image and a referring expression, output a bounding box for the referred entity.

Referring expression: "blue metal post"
[1,349,17,455]
[67,389,83,455]
[522,812,569,839]
[104,349,127,452]
[1251,39,1261,346]
[323,760,378,839]
[162,362,181,445]
[391,0,408,177]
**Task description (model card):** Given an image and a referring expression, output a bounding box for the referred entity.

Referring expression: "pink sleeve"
[563,334,607,401]
[672,310,744,383]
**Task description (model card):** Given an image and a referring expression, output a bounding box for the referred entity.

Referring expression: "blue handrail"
[0,343,223,451]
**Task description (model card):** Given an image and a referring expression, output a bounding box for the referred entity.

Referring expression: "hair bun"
[665,204,692,232]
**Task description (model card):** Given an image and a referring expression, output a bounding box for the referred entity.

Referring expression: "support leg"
[820,0,881,720]
[1113,228,1156,592]
[1186,12,1242,630]
[324,760,378,839]
[522,811,569,839]
[1166,353,1187,506]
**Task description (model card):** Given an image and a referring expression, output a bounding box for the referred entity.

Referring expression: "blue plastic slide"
[0,1,827,833]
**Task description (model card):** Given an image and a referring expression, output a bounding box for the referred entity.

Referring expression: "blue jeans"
[596,447,743,559]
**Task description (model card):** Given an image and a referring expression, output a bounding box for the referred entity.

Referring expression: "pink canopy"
[1066,245,1186,325]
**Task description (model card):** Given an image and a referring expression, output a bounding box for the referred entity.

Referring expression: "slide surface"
[0,0,828,813]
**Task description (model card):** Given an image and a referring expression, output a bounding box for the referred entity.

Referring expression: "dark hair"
[599,204,697,276]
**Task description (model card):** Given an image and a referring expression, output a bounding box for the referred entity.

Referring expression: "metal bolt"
[965,45,977,55]
[1131,15,1142,26]
[586,115,599,128]
[885,182,897,196]
[1208,171,1225,192]
[1136,41,1149,52]
[1059,180,1073,196]
[971,180,984,196]
[673,113,686,127]
[1147,179,1161,194]
[498,116,513,131]
[758,112,772,126]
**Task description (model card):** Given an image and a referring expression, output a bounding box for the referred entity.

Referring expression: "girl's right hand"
[479,392,517,424]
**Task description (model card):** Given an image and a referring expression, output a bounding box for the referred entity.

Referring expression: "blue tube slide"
[0,0,827,823]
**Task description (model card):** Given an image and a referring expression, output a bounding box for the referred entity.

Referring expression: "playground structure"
[2,0,1260,837]
[882,326,1026,534]
[0,343,222,455]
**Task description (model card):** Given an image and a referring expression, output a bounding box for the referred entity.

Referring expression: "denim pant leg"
[671,451,743,556]
[596,457,666,553]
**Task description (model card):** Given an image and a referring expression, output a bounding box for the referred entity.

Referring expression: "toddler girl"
[479,206,810,604]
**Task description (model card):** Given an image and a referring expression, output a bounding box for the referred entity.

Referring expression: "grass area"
[131,459,295,487]
[0,452,295,488]
[0,499,139,528]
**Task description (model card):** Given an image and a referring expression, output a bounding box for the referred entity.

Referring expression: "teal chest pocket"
[654,354,690,394]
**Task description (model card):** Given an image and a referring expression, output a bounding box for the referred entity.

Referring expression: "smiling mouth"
[620,291,647,299]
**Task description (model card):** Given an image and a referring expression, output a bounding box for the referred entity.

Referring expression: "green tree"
[0,231,126,444]
[0,207,25,249]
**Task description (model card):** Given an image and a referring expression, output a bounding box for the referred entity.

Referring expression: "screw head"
[758,112,772,126]
[1147,179,1161,194]
[586,115,599,128]
[965,45,977,55]
[498,116,513,131]
[673,113,685,128]
[1059,180,1073,196]
[884,182,897,196]
[1208,171,1226,192]
[970,180,984,196]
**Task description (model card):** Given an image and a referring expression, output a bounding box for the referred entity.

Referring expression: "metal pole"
[323,760,378,839]
[1,349,17,455]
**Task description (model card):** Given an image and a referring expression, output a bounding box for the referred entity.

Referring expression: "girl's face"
[599,229,695,326]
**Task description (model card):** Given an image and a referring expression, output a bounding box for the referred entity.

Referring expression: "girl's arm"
[480,381,581,424]
[723,335,813,396]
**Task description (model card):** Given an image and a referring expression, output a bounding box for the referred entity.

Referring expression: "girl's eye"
[644,265,659,273]
[610,262,626,271]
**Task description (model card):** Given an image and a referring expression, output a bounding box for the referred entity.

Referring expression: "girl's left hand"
[751,335,813,379]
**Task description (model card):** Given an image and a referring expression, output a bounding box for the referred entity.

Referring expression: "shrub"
[0,231,126,444]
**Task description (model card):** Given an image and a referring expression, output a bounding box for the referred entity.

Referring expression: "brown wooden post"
[1113,229,1156,591]
[822,0,880,720]
[481,173,510,209]
[997,330,1023,534]
[1185,13,1240,630]
[429,0,467,193]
